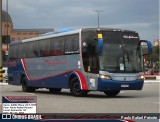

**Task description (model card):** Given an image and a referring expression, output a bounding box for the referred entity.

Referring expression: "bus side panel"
[27,72,70,89]
[8,59,25,85]
[23,54,81,88]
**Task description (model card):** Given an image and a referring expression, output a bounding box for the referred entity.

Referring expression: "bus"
[8,28,152,97]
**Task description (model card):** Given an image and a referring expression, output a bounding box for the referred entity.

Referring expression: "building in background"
[11,29,54,41]
[2,10,13,37]
[2,10,54,66]
[2,10,54,41]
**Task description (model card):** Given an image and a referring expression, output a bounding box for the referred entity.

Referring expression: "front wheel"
[104,90,120,97]
[70,78,88,97]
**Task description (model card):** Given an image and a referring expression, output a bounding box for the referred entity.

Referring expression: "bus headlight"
[99,75,112,80]
[137,75,144,80]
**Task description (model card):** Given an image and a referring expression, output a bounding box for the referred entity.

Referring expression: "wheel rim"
[72,80,81,93]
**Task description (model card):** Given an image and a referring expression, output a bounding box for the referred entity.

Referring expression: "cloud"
[2,0,159,41]
[106,22,154,30]
[105,22,159,40]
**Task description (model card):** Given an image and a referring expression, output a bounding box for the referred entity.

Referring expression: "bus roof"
[9,28,137,45]
[10,28,80,45]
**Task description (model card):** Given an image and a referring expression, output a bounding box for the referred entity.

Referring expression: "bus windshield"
[99,31,142,73]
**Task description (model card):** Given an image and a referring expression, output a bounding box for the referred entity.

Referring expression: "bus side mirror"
[139,40,152,55]
[97,34,103,54]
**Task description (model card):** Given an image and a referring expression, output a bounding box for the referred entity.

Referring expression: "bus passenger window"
[50,38,64,56]
[9,45,18,60]
[28,42,39,58]
[18,43,28,58]
[65,35,79,54]
[39,39,51,57]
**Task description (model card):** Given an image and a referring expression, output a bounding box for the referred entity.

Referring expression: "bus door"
[82,33,99,90]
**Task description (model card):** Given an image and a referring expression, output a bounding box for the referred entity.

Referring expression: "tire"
[104,90,120,97]
[70,78,88,97]
[21,76,35,92]
[49,88,62,93]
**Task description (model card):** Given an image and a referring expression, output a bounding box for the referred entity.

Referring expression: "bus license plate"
[121,85,129,88]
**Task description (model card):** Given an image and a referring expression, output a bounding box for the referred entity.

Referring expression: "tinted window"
[39,39,51,57]
[65,35,79,54]
[9,45,18,59]
[28,41,39,58]
[18,43,28,58]
[9,45,13,59]
[50,37,65,56]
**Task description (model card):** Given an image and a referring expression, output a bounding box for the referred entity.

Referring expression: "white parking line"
[154,102,160,105]
[26,93,35,95]
[120,91,125,94]
[0,83,8,85]
[144,80,160,83]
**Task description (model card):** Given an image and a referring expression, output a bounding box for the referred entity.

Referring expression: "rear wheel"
[49,88,62,93]
[70,78,88,97]
[21,76,35,92]
[104,90,120,97]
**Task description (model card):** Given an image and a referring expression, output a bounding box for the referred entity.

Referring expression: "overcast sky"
[2,0,159,41]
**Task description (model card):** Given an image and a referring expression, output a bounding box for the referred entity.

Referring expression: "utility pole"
[0,0,4,82]
[6,0,8,35]
[93,10,103,28]
[6,0,9,56]
[0,0,2,66]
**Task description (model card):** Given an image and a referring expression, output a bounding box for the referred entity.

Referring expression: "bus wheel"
[49,88,62,93]
[21,77,35,92]
[104,90,120,97]
[70,78,88,97]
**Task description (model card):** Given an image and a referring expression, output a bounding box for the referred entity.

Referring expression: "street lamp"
[93,10,103,28]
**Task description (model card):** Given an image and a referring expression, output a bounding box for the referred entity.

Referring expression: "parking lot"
[0,81,159,113]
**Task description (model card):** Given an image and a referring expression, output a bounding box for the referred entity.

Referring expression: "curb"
[144,80,160,83]
[144,75,160,80]
[144,75,156,80]
[144,75,160,83]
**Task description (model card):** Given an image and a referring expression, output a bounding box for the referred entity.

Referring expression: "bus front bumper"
[97,78,144,91]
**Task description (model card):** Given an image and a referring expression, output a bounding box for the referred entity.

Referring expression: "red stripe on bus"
[21,59,88,90]
[74,70,88,90]
[21,59,31,80]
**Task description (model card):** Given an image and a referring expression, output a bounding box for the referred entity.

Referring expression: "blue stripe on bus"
[10,40,22,45]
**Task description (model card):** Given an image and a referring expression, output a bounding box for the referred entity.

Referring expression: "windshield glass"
[99,31,142,73]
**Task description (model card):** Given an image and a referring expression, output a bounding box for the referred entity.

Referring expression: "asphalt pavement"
[0,79,159,113]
